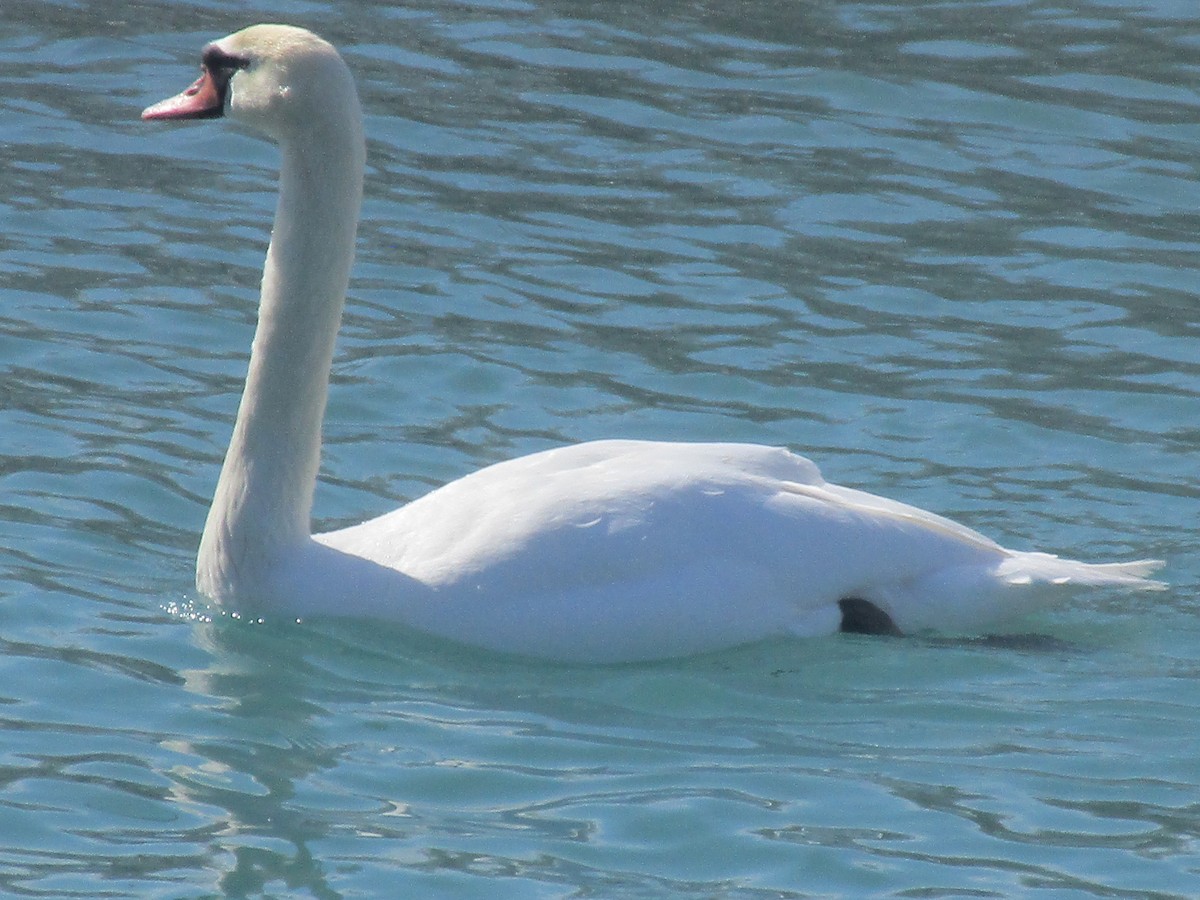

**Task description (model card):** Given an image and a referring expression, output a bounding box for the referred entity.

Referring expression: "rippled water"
[1,0,1197,896]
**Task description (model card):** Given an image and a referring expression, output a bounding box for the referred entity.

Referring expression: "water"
[1,0,1197,895]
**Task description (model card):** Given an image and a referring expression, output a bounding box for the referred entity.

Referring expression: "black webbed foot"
[838,598,903,637]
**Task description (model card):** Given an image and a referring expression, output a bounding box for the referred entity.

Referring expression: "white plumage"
[143,25,1163,662]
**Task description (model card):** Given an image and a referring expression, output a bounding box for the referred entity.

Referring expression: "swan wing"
[315,440,1015,658]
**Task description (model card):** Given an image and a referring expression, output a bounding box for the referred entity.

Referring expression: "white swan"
[143,24,1164,662]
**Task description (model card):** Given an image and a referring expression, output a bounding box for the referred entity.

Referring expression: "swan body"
[143,25,1164,662]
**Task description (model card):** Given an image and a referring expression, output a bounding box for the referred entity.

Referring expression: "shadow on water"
[922,631,1081,653]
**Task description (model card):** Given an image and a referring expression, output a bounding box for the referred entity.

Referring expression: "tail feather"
[882,553,1166,634]
[997,553,1166,590]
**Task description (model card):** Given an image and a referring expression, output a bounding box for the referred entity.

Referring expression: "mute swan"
[142,24,1164,662]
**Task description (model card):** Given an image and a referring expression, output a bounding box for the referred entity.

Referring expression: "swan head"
[142,24,358,143]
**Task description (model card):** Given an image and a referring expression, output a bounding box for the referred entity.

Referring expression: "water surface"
[0,0,1197,896]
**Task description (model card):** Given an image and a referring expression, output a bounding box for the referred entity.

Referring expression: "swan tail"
[882,553,1166,634]
[996,553,1167,590]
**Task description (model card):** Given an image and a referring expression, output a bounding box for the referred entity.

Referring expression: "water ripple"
[0,0,1196,897]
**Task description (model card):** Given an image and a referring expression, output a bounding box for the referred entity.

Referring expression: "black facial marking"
[186,44,250,118]
[202,44,251,76]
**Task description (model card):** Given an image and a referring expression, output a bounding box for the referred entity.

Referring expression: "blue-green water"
[2,0,1197,896]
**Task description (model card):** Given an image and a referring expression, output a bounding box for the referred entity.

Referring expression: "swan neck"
[198,114,365,598]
